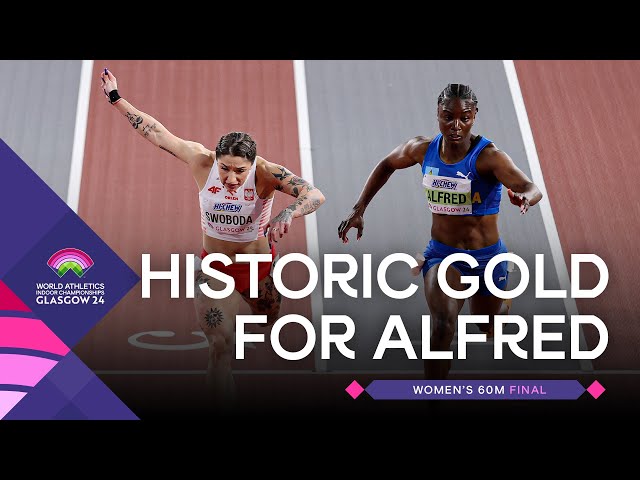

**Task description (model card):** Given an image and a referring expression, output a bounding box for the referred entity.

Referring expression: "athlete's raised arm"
[100,68,211,167]
[337,136,429,243]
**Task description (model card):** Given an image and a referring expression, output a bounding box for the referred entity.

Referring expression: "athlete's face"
[437,98,477,143]
[218,155,253,194]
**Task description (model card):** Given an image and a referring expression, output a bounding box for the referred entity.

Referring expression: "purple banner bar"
[366,380,586,400]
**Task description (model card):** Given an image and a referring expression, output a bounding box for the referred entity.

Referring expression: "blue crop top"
[421,133,501,216]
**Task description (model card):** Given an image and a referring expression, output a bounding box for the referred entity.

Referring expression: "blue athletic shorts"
[421,239,509,296]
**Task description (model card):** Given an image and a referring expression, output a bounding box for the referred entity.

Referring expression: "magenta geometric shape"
[586,380,605,399]
[0,354,58,387]
[345,380,365,399]
[0,317,70,356]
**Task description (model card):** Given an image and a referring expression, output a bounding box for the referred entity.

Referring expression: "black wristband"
[108,89,122,105]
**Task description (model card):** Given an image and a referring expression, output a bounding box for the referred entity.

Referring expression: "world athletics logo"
[47,248,94,278]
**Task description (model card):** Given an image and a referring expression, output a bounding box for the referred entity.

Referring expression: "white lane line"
[67,59,93,212]
[293,59,326,372]
[503,60,592,373]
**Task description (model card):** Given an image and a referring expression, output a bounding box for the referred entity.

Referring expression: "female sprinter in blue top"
[338,84,542,380]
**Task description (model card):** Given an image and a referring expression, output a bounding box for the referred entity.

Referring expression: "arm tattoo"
[272,167,292,181]
[142,122,157,137]
[125,111,143,129]
[292,184,314,196]
[287,176,311,197]
[287,176,307,186]
[204,308,224,328]
[299,199,322,215]
[272,208,294,224]
[274,194,319,223]
[286,195,306,212]
[159,145,177,157]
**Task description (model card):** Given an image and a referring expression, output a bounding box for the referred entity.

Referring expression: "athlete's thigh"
[469,293,504,316]
[424,263,466,316]
[469,256,509,315]
[240,274,282,316]
[194,269,242,337]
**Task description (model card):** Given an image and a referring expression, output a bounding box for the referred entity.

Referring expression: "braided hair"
[437,84,478,111]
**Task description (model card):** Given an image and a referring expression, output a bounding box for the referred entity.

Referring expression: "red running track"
[516,60,640,369]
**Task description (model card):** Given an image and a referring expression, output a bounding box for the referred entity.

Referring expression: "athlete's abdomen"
[202,233,271,262]
[430,213,499,250]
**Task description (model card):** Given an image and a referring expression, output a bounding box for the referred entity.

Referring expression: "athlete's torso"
[422,133,501,216]
[421,134,502,249]
[196,156,273,258]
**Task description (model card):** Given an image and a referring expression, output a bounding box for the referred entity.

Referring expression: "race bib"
[422,174,472,215]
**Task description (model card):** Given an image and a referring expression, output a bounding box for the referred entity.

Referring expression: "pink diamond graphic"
[586,380,605,399]
[345,380,365,399]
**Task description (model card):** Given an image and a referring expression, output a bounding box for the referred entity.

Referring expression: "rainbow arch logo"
[47,248,94,278]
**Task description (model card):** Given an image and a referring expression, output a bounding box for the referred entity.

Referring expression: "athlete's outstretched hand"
[266,209,294,244]
[338,209,364,244]
[507,188,530,215]
[100,68,118,102]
